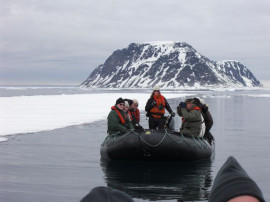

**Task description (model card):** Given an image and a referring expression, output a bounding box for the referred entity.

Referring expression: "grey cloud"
[1,0,270,85]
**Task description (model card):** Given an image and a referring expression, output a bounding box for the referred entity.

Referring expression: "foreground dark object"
[209,156,265,202]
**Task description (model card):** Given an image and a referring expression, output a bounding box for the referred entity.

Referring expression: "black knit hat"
[209,156,265,202]
[81,186,133,202]
[193,98,201,106]
[115,97,125,105]
[185,98,194,104]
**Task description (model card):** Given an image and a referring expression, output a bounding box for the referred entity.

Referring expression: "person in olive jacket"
[107,97,134,135]
[177,98,204,137]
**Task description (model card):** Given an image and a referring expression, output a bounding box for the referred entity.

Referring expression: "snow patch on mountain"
[81,42,263,89]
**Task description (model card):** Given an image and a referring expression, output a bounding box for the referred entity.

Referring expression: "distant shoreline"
[261,80,270,89]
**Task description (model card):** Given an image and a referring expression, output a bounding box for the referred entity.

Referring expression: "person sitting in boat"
[131,99,140,123]
[124,98,142,130]
[124,98,134,111]
[107,98,134,135]
[130,99,144,130]
[145,86,175,130]
[177,98,205,137]
[123,101,133,123]
[80,186,134,202]
[193,98,214,143]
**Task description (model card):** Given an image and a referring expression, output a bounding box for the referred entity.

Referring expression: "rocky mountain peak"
[81,41,263,88]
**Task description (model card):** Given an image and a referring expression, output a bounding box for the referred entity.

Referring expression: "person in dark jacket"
[145,86,175,130]
[193,97,214,143]
[193,98,213,134]
[81,186,133,202]
[81,157,265,202]
[209,156,265,202]
[107,98,134,135]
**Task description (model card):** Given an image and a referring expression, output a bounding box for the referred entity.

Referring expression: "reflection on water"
[100,160,213,201]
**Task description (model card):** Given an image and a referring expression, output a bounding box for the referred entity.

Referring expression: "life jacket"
[150,95,166,119]
[131,108,140,123]
[111,106,126,124]
[127,111,133,121]
[182,106,206,137]
[182,106,201,122]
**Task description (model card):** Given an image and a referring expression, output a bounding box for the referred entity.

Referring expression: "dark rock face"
[81,42,263,88]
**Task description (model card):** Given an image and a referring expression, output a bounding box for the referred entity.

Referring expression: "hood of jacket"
[209,156,265,202]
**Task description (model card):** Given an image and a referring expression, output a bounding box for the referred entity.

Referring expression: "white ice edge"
[0,93,192,141]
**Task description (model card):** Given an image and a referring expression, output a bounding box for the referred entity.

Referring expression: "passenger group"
[107,85,214,142]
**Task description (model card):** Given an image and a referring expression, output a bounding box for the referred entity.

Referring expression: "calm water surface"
[0,89,269,202]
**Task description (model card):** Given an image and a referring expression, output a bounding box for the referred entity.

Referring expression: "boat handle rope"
[165,130,202,148]
[104,130,209,149]
[165,130,185,144]
[135,131,168,147]
[197,137,209,149]
[168,130,211,149]
[103,131,132,144]
[105,130,167,148]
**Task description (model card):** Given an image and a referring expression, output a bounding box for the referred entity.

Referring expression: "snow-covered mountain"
[80,41,263,88]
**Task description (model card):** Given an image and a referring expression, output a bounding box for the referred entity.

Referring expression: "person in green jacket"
[107,97,134,135]
[177,98,205,137]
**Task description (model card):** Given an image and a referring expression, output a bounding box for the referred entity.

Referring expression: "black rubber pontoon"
[100,130,214,161]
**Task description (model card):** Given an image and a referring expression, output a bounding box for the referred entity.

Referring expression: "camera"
[158,104,164,110]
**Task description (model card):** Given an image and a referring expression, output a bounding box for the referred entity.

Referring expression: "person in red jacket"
[145,86,175,130]
[131,99,144,130]
[131,99,140,124]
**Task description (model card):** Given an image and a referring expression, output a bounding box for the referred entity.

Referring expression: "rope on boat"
[165,130,209,149]
[104,130,210,149]
[136,130,167,147]
[103,131,132,144]
[165,130,184,144]
[197,137,209,148]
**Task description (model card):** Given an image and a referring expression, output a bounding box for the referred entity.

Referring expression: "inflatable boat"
[100,129,215,161]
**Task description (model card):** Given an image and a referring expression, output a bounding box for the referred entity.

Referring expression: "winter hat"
[209,156,265,202]
[153,85,160,91]
[124,99,133,106]
[115,97,125,105]
[81,186,133,202]
[199,98,206,105]
[133,99,138,105]
[185,98,194,104]
[124,101,129,107]
[193,98,201,106]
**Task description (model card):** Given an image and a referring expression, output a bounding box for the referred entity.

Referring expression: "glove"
[171,112,175,117]
[152,101,157,106]
[179,102,186,108]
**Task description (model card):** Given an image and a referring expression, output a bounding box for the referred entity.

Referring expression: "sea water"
[0,87,269,202]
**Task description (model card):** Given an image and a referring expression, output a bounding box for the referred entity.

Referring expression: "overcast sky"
[1,0,270,86]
